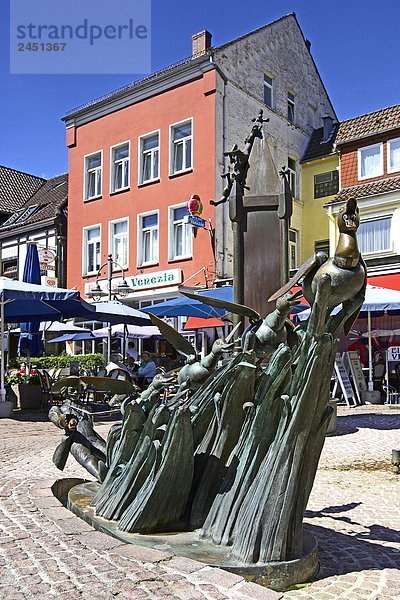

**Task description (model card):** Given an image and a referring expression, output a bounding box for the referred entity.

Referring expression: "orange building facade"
[65,67,218,308]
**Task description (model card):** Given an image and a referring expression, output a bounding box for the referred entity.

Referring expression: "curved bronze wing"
[179,288,260,323]
[268,252,328,302]
[149,313,196,358]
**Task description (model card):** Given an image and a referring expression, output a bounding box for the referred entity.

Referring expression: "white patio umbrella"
[92,323,160,339]
[296,285,400,391]
[11,321,92,334]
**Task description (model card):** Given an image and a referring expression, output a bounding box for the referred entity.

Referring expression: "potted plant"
[7,368,42,410]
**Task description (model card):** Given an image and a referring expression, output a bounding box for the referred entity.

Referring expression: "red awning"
[184,317,225,330]
[367,274,400,291]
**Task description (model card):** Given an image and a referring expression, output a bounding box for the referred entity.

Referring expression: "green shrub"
[9,353,105,375]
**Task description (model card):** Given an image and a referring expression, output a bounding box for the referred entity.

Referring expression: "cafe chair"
[382,384,400,405]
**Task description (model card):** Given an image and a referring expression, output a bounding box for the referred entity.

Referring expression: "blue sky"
[1,0,399,178]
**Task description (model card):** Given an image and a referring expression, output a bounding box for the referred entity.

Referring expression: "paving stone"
[108,543,174,562]
[76,529,125,550]
[164,556,207,574]
[1,406,400,600]
[233,581,283,599]
[194,566,245,588]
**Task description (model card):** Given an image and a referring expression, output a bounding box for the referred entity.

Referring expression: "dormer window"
[358,143,383,180]
[387,137,400,173]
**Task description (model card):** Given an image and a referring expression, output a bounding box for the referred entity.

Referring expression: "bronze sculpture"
[49,114,367,588]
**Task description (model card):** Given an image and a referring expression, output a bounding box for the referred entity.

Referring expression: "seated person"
[126,341,139,371]
[137,351,157,387]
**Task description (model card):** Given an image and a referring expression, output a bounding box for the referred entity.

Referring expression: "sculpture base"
[65,481,319,592]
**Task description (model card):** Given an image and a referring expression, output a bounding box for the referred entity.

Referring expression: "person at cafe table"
[137,351,157,387]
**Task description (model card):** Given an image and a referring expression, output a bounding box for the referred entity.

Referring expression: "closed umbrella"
[18,243,44,372]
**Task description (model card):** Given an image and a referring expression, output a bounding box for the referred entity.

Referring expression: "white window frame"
[357,215,393,256]
[169,118,193,176]
[168,203,192,261]
[83,150,102,201]
[287,157,297,198]
[289,228,299,271]
[82,224,101,276]
[109,217,129,269]
[137,210,159,266]
[263,73,274,108]
[387,137,400,174]
[138,129,160,185]
[287,91,295,124]
[110,141,130,193]
[358,142,384,180]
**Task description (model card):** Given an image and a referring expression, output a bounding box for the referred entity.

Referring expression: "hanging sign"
[185,194,206,229]
[38,247,56,271]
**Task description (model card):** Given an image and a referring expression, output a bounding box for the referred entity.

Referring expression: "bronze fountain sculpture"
[49,112,366,590]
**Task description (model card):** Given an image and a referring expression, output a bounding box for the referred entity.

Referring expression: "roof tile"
[327,176,400,205]
[0,165,45,213]
[0,173,68,233]
[336,104,400,145]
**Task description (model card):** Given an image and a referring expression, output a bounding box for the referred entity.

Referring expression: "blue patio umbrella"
[142,287,234,318]
[18,243,44,359]
[143,286,309,319]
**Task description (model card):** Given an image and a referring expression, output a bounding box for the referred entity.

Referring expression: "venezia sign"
[130,269,183,291]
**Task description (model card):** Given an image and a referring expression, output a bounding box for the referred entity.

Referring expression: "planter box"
[0,402,13,418]
[11,384,42,410]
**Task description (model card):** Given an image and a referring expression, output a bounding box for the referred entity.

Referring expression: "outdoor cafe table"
[51,376,136,421]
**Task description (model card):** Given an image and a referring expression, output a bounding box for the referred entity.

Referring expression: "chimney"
[322,115,335,142]
[192,30,212,56]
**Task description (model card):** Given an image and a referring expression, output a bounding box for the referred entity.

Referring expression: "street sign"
[184,215,206,228]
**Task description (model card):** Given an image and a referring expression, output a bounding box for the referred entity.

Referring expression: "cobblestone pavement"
[0,406,399,599]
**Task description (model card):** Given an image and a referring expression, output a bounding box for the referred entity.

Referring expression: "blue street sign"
[185,215,206,228]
